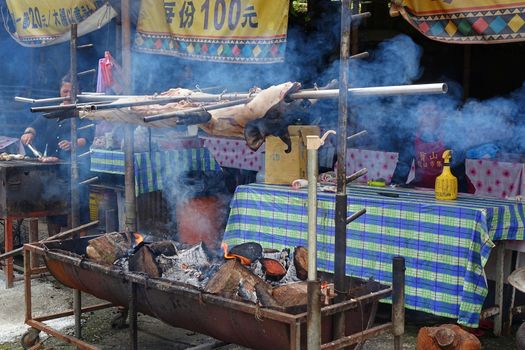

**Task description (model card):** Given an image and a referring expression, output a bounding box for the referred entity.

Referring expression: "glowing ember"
[221,242,252,265]
[133,233,144,245]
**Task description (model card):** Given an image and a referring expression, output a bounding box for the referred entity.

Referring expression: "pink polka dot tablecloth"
[346,148,399,184]
[201,136,264,172]
[466,158,524,199]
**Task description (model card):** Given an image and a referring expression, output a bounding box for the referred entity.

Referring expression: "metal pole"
[70,23,82,340]
[307,137,321,350]
[334,0,352,341]
[392,256,406,350]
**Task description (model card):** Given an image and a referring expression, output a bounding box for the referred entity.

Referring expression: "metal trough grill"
[23,236,402,350]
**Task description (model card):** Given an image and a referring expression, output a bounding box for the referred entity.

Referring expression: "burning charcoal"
[279,248,291,270]
[86,232,132,265]
[148,240,178,257]
[162,264,204,288]
[260,258,287,282]
[293,246,308,281]
[228,242,263,263]
[198,263,222,285]
[177,242,210,269]
[113,257,129,271]
[157,242,210,274]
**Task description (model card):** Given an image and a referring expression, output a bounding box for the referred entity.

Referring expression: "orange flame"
[321,281,328,289]
[133,233,144,245]
[221,242,252,265]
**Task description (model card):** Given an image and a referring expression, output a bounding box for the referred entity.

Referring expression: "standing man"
[20,73,94,233]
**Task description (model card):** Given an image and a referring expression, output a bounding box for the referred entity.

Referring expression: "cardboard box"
[265,125,320,185]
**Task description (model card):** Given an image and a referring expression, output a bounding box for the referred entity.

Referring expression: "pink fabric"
[201,137,264,171]
[466,158,524,199]
[346,148,399,184]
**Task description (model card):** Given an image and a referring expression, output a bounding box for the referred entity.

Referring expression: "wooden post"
[334,0,352,340]
[121,0,137,233]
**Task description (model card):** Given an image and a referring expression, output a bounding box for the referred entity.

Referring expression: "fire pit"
[22,234,402,350]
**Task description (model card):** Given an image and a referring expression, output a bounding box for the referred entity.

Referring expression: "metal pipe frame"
[23,245,113,350]
[33,236,405,350]
[307,142,321,349]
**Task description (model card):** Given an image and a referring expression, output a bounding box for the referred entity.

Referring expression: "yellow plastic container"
[435,150,458,200]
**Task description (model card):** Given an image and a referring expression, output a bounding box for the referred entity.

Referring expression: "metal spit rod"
[31,83,447,115]
[15,96,67,104]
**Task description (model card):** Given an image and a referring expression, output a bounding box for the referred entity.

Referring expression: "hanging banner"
[134,0,289,64]
[391,0,525,43]
[5,0,117,47]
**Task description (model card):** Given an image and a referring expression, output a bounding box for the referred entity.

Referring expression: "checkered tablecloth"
[90,148,221,194]
[223,183,525,327]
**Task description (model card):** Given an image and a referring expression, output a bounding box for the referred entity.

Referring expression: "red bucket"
[175,196,225,249]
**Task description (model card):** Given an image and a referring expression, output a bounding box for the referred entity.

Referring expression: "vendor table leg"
[4,217,13,288]
[494,243,506,336]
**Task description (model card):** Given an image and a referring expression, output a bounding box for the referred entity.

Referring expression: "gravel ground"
[0,275,519,350]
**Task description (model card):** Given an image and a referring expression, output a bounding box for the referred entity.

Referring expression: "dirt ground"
[0,274,519,350]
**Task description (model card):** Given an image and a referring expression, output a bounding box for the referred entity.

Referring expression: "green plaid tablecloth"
[223,183,525,327]
[90,148,221,195]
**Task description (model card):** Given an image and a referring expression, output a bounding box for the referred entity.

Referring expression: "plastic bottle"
[435,150,458,200]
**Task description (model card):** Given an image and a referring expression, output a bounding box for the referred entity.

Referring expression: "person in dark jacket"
[20,74,94,233]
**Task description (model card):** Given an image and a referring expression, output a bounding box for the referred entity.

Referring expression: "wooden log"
[85,232,132,265]
[260,258,287,281]
[294,246,308,281]
[129,245,161,278]
[205,259,277,307]
[273,282,308,308]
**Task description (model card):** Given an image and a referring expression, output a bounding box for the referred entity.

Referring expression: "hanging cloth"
[96,50,123,94]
